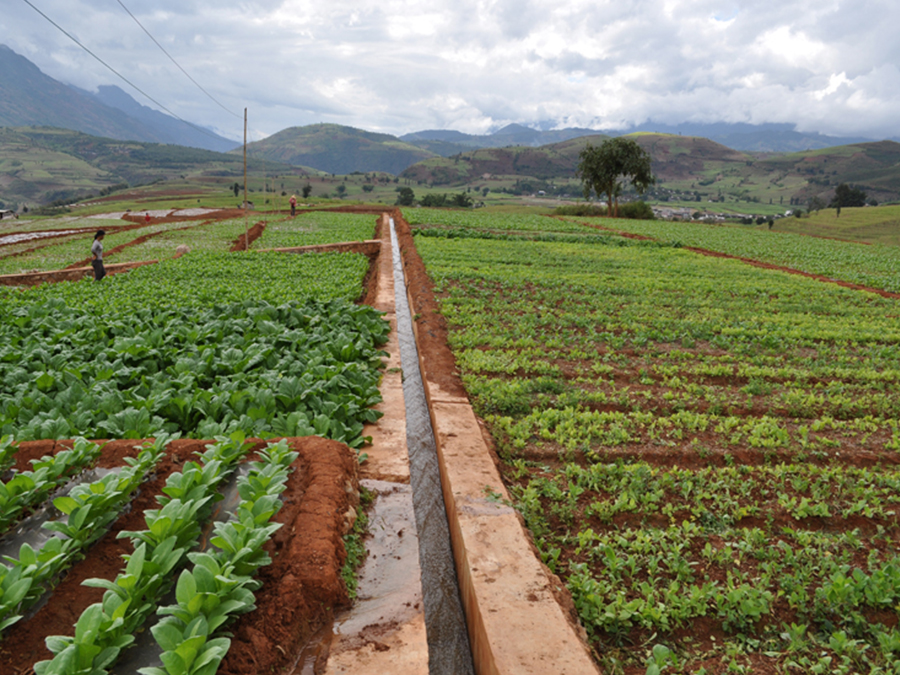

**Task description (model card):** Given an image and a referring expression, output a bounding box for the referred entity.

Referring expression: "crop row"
[32,435,294,675]
[564,215,900,294]
[0,437,101,535]
[1,437,168,635]
[514,461,900,532]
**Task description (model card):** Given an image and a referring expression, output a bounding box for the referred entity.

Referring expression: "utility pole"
[243,107,248,251]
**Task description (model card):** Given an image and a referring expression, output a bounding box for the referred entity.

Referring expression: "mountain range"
[2,43,900,208]
[3,44,895,168]
[0,44,235,153]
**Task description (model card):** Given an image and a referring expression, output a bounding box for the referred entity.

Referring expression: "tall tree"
[830,183,867,217]
[577,138,655,217]
[395,186,415,206]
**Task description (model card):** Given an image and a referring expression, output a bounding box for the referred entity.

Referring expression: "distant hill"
[0,44,235,152]
[401,122,886,155]
[0,126,289,208]
[401,124,602,156]
[400,133,900,206]
[623,122,877,153]
[241,124,437,175]
[401,134,604,183]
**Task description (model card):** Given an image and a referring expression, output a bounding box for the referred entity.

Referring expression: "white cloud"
[0,0,897,140]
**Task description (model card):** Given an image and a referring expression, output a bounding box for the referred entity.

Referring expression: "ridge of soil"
[229,221,266,252]
[357,215,386,307]
[121,209,248,225]
[219,436,358,675]
[392,209,468,399]
[1,436,358,675]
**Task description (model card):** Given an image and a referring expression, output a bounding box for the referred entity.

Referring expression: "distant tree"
[232,182,240,197]
[794,209,803,218]
[807,196,826,213]
[420,194,447,207]
[396,187,415,206]
[482,187,490,197]
[302,184,312,199]
[830,183,867,217]
[362,184,374,193]
[336,184,347,198]
[577,138,654,217]
[451,192,473,208]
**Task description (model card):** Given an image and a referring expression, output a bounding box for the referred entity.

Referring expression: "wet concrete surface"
[390,218,475,675]
[321,480,427,675]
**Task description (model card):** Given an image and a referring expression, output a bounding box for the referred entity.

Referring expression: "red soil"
[1,436,358,675]
[392,209,468,399]
[229,221,266,252]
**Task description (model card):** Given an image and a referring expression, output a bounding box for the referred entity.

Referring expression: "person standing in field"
[91,230,106,281]
[289,194,297,217]
[145,212,151,224]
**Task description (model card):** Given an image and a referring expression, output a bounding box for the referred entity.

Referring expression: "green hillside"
[241,123,436,175]
[0,126,292,209]
[400,133,900,209]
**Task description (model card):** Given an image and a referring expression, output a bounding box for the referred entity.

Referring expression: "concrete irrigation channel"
[0,208,599,674]
[284,210,599,673]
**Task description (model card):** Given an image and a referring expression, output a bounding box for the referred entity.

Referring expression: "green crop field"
[563,213,900,293]
[256,211,378,248]
[774,205,900,246]
[0,211,390,675]
[412,209,900,674]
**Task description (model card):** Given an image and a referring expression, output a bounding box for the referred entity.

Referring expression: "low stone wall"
[0,260,157,287]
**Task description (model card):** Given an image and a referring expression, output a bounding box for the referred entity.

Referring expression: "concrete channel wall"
[394,211,601,675]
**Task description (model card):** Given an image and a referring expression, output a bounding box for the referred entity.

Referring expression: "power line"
[115,0,242,120]
[20,0,232,144]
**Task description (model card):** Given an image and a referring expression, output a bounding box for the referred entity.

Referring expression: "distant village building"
[0,209,18,220]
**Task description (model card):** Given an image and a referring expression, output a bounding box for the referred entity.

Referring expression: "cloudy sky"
[3,0,899,142]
